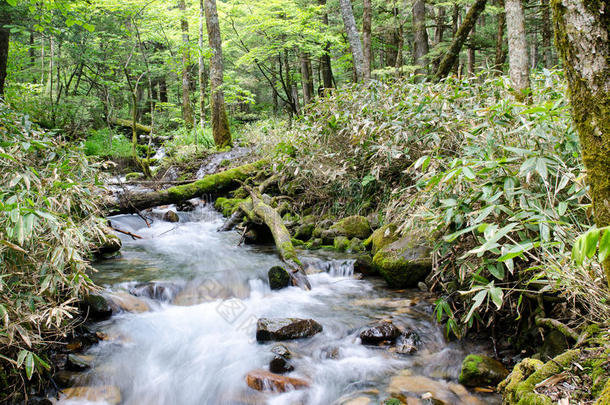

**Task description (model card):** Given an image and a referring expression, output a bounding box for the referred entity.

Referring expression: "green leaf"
[16,350,27,368]
[25,352,34,380]
[488,263,505,280]
[465,290,487,322]
[599,228,610,263]
[489,286,504,310]
[584,228,600,259]
[6,0,17,6]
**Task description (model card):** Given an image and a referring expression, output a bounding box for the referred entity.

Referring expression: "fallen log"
[242,186,311,290]
[111,117,152,134]
[109,160,266,214]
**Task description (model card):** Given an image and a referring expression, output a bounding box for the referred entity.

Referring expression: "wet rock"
[388,371,483,405]
[80,294,112,320]
[163,210,180,223]
[294,223,315,241]
[367,224,399,255]
[342,397,372,405]
[270,344,292,358]
[54,370,85,388]
[66,354,94,372]
[61,385,121,404]
[348,237,366,253]
[359,321,401,344]
[269,356,294,374]
[256,318,323,342]
[330,216,373,239]
[458,354,509,387]
[129,282,175,301]
[268,266,291,290]
[92,225,122,257]
[353,254,377,276]
[245,369,309,392]
[395,331,421,355]
[372,236,432,288]
[106,291,150,313]
[334,236,350,251]
[177,200,197,212]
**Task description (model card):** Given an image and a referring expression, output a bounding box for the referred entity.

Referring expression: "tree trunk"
[505,0,530,101]
[394,7,404,76]
[435,0,487,79]
[339,0,365,82]
[540,0,553,68]
[495,0,507,74]
[318,0,334,90]
[159,77,168,103]
[29,32,35,67]
[551,0,610,287]
[199,0,207,129]
[0,24,8,97]
[179,0,194,129]
[205,0,232,148]
[412,0,429,75]
[362,0,372,81]
[300,52,313,105]
[468,24,476,76]
[432,6,446,72]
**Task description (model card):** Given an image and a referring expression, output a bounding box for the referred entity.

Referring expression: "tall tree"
[495,0,507,73]
[204,0,232,148]
[0,9,9,98]
[199,0,206,129]
[412,0,429,75]
[435,0,487,79]
[339,0,365,82]
[178,0,194,128]
[551,0,610,287]
[505,0,530,100]
[300,52,313,104]
[362,0,372,81]
[318,0,334,90]
[540,0,553,68]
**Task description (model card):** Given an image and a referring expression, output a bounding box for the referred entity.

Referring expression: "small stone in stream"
[80,294,112,320]
[256,318,323,342]
[270,344,291,358]
[106,291,150,313]
[458,354,509,387]
[395,331,421,355]
[269,356,295,374]
[61,385,121,405]
[66,354,94,372]
[354,255,377,276]
[359,321,401,344]
[268,266,292,290]
[163,210,180,223]
[245,369,309,392]
[417,281,428,292]
[54,370,84,388]
[129,282,173,301]
[177,200,197,212]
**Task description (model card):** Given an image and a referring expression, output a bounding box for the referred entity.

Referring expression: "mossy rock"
[459,354,509,387]
[301,215,316,225]
[80,294,112,320]
[268,266,291,290]
[291,238,305,247]
[372,236,432,288]
[348,237,365,253]
[334,236,350,251]
[596,379,610,405]
[294,223,315,241]
[330,216,372,239]
[368,224,398,255]
[125,172,144,181]
[214,197,245,217]
[93,227,122,256]
[354,254,377,276]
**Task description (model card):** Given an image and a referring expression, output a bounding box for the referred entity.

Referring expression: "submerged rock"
[61,385,121,405]
[359,321,401,344]
[458,354,509,387]
[330,215,373,239]
[163,210,180,223]
[269,355,294,374]
[129,282,175,301]
[245,369,309,392]
[80,294,112,320]
[256,318,323,342]
[388,371,483,405]
[372,236,432,288]
[268,266,291,290]
[395,331,421,355]
[106,291,150,313]
[66,354,94,372]
[270,344,292,358]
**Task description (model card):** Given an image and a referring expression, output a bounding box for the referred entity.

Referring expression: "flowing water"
[58,203,501,405]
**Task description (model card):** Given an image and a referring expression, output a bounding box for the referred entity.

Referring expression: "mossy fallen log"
[242,186,311,290]
[110,161,266,214]
[111,117,152,134]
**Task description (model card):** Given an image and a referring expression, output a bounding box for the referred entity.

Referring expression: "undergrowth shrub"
[247,69,609,339]
[0,103,106,400]
[83,127,133,158]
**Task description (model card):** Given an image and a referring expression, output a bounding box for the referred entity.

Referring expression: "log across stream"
[57,204,501,405]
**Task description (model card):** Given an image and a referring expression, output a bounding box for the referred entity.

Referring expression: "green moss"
[330,216,372,239]
[214,197,245,217]
[499,358,544,404]
[372,237,432,288]
[459,354,509,387]
[596,379,610,405]
[369,224,398,255]
[348,237,365,253]
[333,236,350,251]
[125,172,143,181]
[294,223,315,241]
[291,238,305,247]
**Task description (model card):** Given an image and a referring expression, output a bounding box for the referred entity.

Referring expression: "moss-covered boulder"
[459,354,509,387]
[354,254,377,275]
[330,216,372,239]
[372,236,431,288]
[125,172,143,181]
[294,223,315,241]
[268,266,291,290]
[334,236,350,251]
[366,224,398,255]
[163,210,179,223]
[348,237,365,253]
[80,294,112,320]
[214,197,245,217]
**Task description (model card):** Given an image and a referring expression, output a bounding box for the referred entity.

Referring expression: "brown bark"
[505,0,530,100]
[435,0,488,79]
[495,0,507,74]
[0,24,8,97]
[179,0,194,128]
[412,0,429,75]
[339,0,365,82]
[468,24,476,76]
[205,0,232,148]
[199,0,207,129]
[551,0,610,287]
[300,52,313,105]
[363,0,372,81]
[318,0,334,90]
[540,0,553,68]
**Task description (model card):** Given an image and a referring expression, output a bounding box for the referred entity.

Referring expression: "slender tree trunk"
[362,0,372,81]
[300,52,313,105]
[159,77,168,103]
[205,0,232,148]
[339,0,365,82]
[435,0,487,79]
[199,0,206,129]
[551,0,610,287]
[318,0,334,90]
[394,7,404,76]
[412,0,429,75]
[468,24,476,76]
[0,24,8,97]
[505,0,530,100]
[432,7,446,72]
[495,0,507,74]
[540,0,552,67]
[48,37,54,96]
[179,0,194,128]
[29,32,35,67]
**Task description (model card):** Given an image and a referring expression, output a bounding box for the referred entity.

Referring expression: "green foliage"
[0,103,105,399]
[83,128,132,158]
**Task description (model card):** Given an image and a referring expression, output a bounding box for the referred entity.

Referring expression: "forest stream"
[55,203,500,405]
